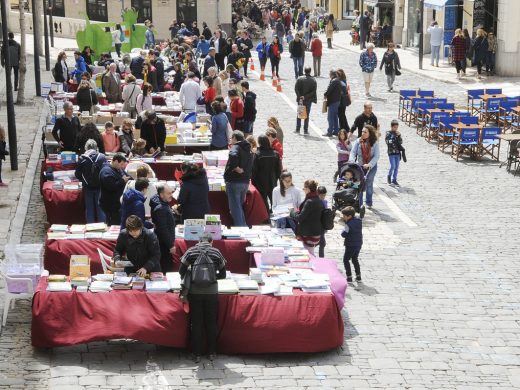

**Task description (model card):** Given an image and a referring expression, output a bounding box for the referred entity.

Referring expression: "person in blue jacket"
[120,178,153,229]
[256,36,269,73]
[174,162,210,221]
[196,36,211,58]
[149,184,176,272]
[71,51,87,83]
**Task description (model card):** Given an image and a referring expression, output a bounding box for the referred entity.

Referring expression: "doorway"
[177,0,197,26]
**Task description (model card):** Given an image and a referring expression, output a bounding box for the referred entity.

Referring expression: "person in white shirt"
[427,21,444,67]
[271,171,304,230]
[136,82,153,114]
[112,24,123,58]
[179,72,202,111]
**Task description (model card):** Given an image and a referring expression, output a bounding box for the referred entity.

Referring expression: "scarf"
[305,191,319,201]
[360,140,372,165]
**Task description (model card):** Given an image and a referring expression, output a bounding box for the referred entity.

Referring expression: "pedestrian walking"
[472,29,488,80]
[145,24,155,49]
[341,206,363,283]
[359,43,377,97]
[267,36,283,79]
[112,24,124,58]
[336,69,351,131]
[359,11,370,50]
[294,67,317,135]
[323,69,342,137]
[379,43,401,92]
[385,120,405,186]
[486,31,497,75]
[251,134,282,213]
[310,33,323,77]
[236,31,253,78]
[349,125,380,209]
[255,36,269,73]
[336,128,353,176]
[241,81,257,134]
[179,233,227,363]
[1,32,21,91]
[289,33,306,79]
[451,29,467,78]
[53,51,69,91]
[325,14,335,49]
[427,21,444,67]
[0,126,9,187]
[352,102,379,138]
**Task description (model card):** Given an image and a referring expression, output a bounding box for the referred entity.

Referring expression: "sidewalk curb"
[8,100,46,245]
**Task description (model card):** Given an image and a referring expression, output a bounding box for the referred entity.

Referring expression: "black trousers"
[215,53,226,71]
[103,208,121,227]
[455,60,466,74]
[259,57,267,72]
[270,57,280,78]
[159,244,173,273]
[8,66,19,90]
[189,294,218,355]
[343,246,361,278]
[338,102,349,131]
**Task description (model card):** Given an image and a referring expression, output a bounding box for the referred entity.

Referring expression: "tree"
[16,0,26,104]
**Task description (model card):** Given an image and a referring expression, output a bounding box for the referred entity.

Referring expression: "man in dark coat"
[203,48,217,77]
[113,215,162,276]
[294,66,317,135]
[52,102,81,151]
[1,32,21,90]
[210,30,228,71]
[152,51,165,91]
[99,154,130,226]
[150,184,176,273]
[236,31,253,77]
[140,111,166,153]
[240,81,257,134]
[130,51,145,80]
[323,69,343,137]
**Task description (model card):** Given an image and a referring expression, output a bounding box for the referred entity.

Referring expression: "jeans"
[296,101,312,133]
[475,59,483,75]
[327,101,340,136]
[388,154,400,181]
[343,246,361,278]
[313,56,321,76]
[242,120,254,134]
[189,293,218,356]
[430,45,440,65]
[115,43,122,57]
[486,52,495,72]
[225,181,249,227]
[359,164,377,207]
[259,57,267,71]
[84,188,106,223]
[275,217,297,231]
[0,159,2,182]
[386,72,395,90]
[292,56,304,78]
[304,32,310,48]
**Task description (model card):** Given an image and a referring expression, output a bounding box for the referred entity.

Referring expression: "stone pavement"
[1,34,520,389]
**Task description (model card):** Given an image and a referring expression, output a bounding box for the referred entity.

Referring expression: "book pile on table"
[131,276,146,290]
[103,225,121,240]
[145,280,171,293]
[112,275,133,290]
[236,279,260,295]
[165,272,181,291]
[217,279,239,294]
[47,274,72,292]
[70,276,89,288]
[90,281,113,293]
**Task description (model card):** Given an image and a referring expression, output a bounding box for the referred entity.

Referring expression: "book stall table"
[44,236,250,275]
[42,182,268,227]
[32,256,345,353]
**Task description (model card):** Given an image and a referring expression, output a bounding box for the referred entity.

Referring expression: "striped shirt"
[181,242,227,294]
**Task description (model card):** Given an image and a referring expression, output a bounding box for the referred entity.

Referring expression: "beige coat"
[326,21,334,39]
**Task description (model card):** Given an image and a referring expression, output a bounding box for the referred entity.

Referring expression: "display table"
[44,237,250,275]
[32,265,344,352]
[173,238,251,274]
[42,183,269,227]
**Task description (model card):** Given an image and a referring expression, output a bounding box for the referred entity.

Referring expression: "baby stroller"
[332,162,367,218]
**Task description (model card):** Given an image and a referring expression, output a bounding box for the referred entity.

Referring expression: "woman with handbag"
[336,68,351,131]
[379,42,401,92]
[210,101,230,150]
[122,74,139,118]
[76,80,98,114]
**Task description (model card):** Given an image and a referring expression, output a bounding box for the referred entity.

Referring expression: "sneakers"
[359,205,366,219]
[0,182,7,187]
[303,131,309,135]
[392,180,400,187]
[192,354,201,363]
[356,275,362,282]
[322,133,332,137]
[346,276,353,283]
[387,175,391,184]
[208,353,216,361]
[294,130,300,134]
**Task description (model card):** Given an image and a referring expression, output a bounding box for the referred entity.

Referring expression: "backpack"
[51,66,57,81]
[321,208,335,230]
[191,248,216,286]
[120,31,125,42]
[85,153,102,187]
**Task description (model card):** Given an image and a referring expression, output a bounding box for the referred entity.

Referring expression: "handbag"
[395,69,402,76]
[226,121,233,141]
[234,118,245,131]
[297,100,308,119]
[322,99,328,113]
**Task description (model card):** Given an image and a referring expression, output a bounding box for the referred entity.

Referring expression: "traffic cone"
[250,58,255,71]
[260,71,265,81]
[276,78,282,92]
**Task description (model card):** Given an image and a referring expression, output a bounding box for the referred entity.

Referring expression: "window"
[86,0,107,22]
[177,0,197,26]
[343,0,359,18]
[49,0,65,18]
[131,0,152,24]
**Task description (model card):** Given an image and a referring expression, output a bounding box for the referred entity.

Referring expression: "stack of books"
[249,268,264,284]
[131,276,146,290]
[145,280,171,293]
[237,279,260,295]
[300,279,331,293]
[84,223,107,239]
[70,276,89,287]
[102,225,120,240]
[48,274,67,282]
[92,274,114,282]
[112,276,133,290]
[52,181,64,190]
[150,272,164,281]
[90,281,113,293]
[47,281,72,292]
[165,272,181,291]
[217,279,239,294]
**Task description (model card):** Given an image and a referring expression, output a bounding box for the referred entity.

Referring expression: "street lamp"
[32,0,42,96]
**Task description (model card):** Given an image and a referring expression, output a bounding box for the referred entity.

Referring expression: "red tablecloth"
[152,96,166,105]
[42,183,268,227]
[172,238,251,274]
[40,160,78,192]
[44,237,250,275]
[32,277,344,353]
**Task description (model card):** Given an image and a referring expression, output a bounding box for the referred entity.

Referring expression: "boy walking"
[385,119,405,186]
[341,206,362,283]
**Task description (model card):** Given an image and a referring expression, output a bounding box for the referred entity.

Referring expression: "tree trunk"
[16,0,27,104]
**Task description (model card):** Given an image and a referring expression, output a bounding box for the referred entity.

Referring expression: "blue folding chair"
[479,127,501,161]
[406,98,428,126]
[418,90,434,97]
[485,88,502,95]
[499,101,518,131]
[460,116,479,125]
[426,111,450,142]
[431,98,447,105]
[438,117,459,151]
[416,103,436,134]
[481,97,503,124]
[467,89,485,116]
[505,97,520,104]
[452,127,480,161]
[437,103,455,110]
[399,90,417,120]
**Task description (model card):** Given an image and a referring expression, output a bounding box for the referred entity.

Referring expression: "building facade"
[8,0,232,41]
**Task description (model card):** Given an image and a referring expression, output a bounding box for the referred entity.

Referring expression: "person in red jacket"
[203,76,216,113]
[228,89,244,130]
[310,33,323,77]
[266,127,283,160]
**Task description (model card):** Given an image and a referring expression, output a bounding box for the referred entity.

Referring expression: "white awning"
[424,0,448,10]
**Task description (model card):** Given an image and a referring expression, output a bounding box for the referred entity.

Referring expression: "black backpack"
[191,248,216,286]
[321,208,335,230]
[84,153,102,187]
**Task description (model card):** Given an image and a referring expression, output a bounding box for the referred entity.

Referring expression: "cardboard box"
[69,255,91,278]
[112,116,125,127]
[96,113,113,125]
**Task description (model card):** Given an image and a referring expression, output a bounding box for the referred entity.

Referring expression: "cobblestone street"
[1,35,519,389]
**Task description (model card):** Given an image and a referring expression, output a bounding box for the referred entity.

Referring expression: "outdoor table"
[42,182,269,227]
[424,108,456,140]
[479,94,506,124]
[44,237,250,275]
[451,123,483,160]
[32,257,346,352]
[497,133,520,172]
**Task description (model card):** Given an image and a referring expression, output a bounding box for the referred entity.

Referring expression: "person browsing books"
[113,215,162,277]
